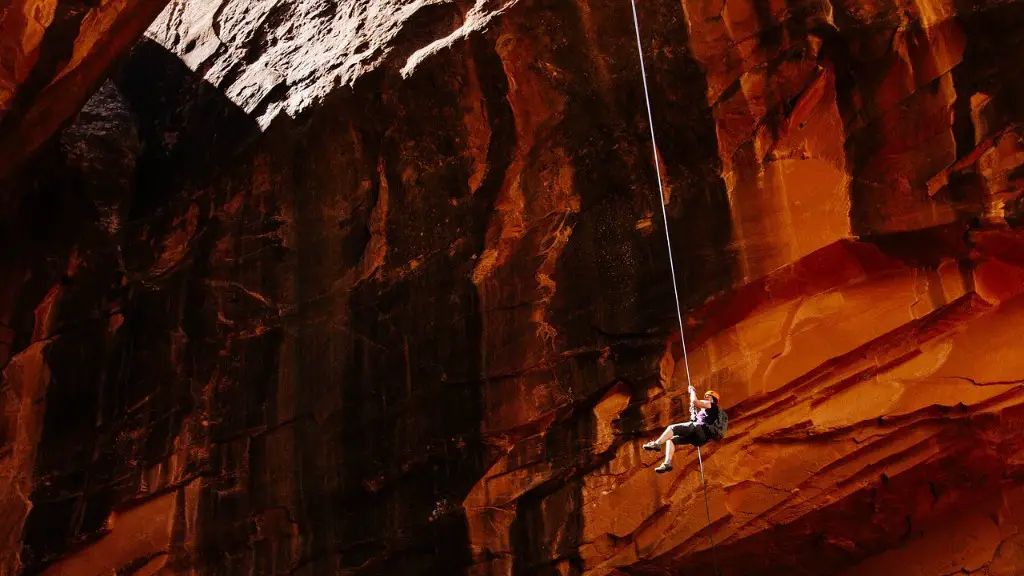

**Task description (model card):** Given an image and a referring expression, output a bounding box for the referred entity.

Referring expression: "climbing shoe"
[643,441,661,452]
[655,463,672,473]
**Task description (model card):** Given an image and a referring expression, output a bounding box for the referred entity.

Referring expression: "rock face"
[144,0,519,128]
[3,0,1024,574]
[0,0,170,183]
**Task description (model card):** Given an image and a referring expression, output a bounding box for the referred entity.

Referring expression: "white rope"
[629,2,720,573]
[628,0,693,391]
[697,437,721,573]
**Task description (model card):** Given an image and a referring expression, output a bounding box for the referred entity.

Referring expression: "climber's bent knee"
[670,422,709,447]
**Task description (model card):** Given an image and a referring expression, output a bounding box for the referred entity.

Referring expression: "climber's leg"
[643,425,678,452]
[655,439,676,473]
[656,424,703,473]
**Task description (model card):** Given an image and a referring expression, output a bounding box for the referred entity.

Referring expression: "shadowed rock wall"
[0,0,171,182]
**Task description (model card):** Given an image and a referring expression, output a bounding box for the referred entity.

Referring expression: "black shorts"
[670,423,710,447]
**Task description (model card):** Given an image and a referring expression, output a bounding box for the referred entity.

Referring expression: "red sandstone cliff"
[2,0,1024,574]
[0,0,170,183]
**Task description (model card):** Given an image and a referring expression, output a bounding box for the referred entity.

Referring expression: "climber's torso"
[695,405,718,427]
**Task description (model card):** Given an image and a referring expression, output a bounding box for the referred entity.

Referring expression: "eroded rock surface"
[0,0,170,182]
[2,0,1024,574]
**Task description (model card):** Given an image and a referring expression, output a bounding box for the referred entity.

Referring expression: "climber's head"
[704,390,720,405]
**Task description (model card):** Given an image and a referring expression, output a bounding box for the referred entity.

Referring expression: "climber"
[643,386,726,473]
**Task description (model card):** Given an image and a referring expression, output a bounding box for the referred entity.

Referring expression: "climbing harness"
[628,1,721,574]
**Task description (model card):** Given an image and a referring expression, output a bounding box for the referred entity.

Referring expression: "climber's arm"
[688,386,713,409]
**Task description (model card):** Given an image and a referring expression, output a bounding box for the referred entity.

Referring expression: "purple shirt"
[695,409,708,424]
[694,404,718,426]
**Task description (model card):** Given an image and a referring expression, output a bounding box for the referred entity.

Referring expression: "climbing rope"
[696,443,720,575]
[628,1,720,574]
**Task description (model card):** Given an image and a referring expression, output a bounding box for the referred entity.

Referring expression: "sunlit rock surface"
[2,0,1024,574]
[144,0,519,127]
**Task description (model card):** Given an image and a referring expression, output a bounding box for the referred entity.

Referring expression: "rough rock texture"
[0,0,170,182]
[3,0,1024,574]
[145,0,519,127]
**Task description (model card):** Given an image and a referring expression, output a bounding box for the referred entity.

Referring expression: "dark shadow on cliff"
[327,31,513,575]
[13,38,262,575]
[113,38,264,219]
